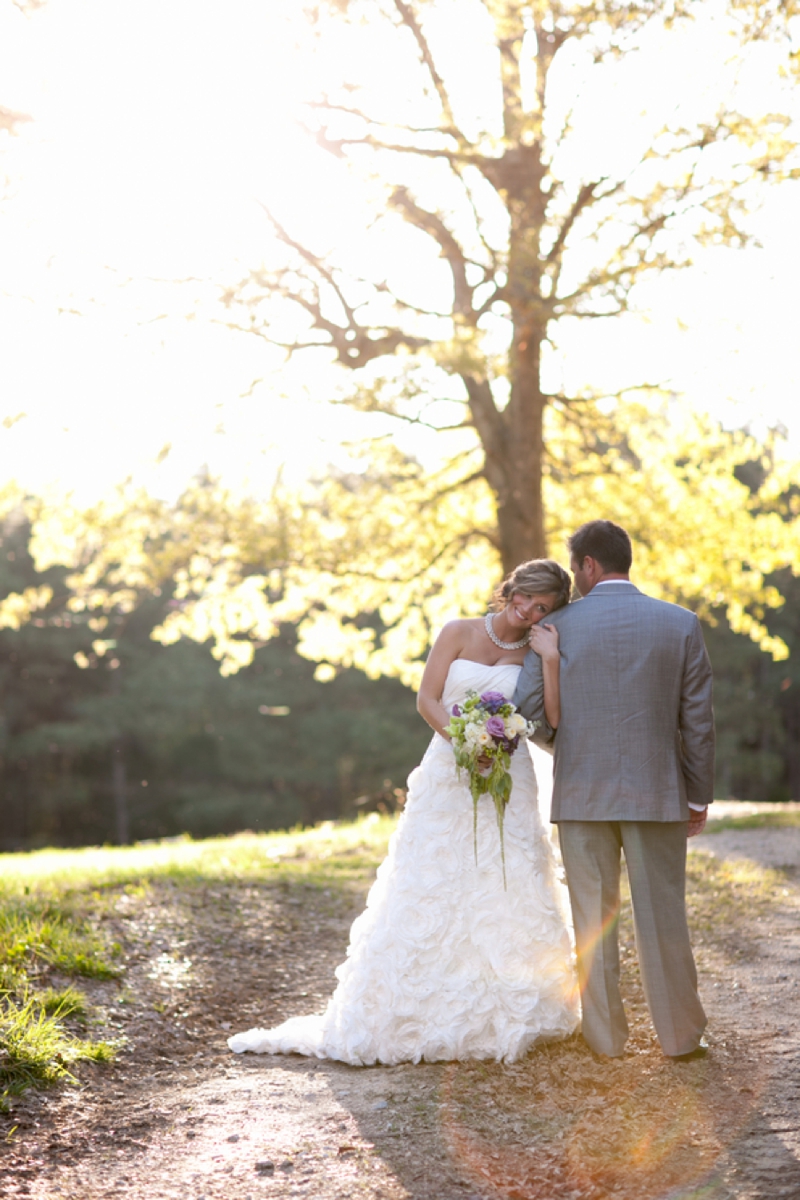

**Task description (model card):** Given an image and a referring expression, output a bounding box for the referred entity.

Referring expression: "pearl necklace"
[484,612,530,651]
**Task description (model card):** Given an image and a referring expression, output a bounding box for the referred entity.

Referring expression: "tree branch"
[461,374,506,489]
[0,105,33,135]
[388,187,474,317]
[391,0,466,143]
[546,177,628,274]
[418,469,486,511]
[306,98,463,142]
[315,127,481,168]
[331,400,470,435]
[261,204,361,331]
[236,206,432,367]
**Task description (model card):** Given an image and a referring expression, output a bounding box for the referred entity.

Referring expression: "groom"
[513,520,715,1060]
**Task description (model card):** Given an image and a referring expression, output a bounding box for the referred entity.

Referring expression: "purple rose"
[451,703,462,717]
[480,690,506,714]
[498,734,520,754]
[485,716,506,739]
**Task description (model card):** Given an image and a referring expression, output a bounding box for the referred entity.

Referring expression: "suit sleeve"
[678,617,716,808]
[512,650,556,753]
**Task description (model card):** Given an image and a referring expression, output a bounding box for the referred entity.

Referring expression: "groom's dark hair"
[568,520,632,574]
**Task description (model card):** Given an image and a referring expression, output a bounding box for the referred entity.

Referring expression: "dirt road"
[1,812,798,1200]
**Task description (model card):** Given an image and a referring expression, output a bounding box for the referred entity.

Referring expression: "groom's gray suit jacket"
[513,582,715,822]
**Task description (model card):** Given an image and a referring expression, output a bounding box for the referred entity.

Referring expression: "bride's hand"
[529,622,559,662]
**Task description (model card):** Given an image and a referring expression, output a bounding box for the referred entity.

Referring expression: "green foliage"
[702,557,800,802]
[3,454,799,856]
[547,404,799,662]
[0,508,429,849]
[17,414,799,696]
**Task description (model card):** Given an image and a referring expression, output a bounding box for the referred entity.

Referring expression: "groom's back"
[549,583,714,821]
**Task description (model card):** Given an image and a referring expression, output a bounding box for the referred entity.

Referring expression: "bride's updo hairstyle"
[492,558,572,613]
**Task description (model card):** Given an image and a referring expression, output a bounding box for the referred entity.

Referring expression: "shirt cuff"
[688,802,708,812]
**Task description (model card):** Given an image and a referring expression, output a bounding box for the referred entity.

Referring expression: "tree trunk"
[488,130,550,572]
[783,695,800,801]
[112,739,129,845]
[463,362,547,574]
[501,339,547,571]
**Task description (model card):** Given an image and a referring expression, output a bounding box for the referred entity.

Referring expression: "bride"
[228,559,579,1065]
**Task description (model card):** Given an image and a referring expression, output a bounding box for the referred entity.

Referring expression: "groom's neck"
[586,572,630,593]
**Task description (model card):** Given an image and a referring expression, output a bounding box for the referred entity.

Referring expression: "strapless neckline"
[450,658,522,670]
[442,659,522,716]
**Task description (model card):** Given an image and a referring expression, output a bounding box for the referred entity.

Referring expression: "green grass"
[613,845,787,966]
[705,808,800,832]
[0,989,114,1101]
[685,809,797,951]
[3,808,793,898]
[0,812,397,896]
[0,890,128,1108]
[37,985,91,1020]
[686,852,787,931]
[0,905,119,978]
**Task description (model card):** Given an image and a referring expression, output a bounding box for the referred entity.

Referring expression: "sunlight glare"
[0,0,798,505]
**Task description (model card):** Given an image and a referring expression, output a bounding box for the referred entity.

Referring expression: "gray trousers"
[558,821,707,1058]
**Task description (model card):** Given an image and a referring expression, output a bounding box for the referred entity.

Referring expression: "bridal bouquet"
[445,690,535,887]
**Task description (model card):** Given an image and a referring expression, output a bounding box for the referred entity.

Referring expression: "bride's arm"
[417,622,465,739]
[528,623,561,730]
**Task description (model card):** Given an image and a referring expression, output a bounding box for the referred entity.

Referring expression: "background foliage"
[0,510,429,850]
[1,480,798,851]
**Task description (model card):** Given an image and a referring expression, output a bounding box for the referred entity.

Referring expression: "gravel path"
[687,812,800,1198]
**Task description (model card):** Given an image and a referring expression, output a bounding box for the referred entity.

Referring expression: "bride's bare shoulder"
[435,617,482,646]
[428,618,482,661]
[440,617,482,634]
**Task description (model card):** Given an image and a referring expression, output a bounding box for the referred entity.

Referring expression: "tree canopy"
[8,410,795,691]
[2,464,799,851]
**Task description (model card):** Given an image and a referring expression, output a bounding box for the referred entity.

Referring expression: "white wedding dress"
[228,660,579,1065]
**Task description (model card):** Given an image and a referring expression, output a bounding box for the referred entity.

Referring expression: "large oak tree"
[225,0,799,572]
